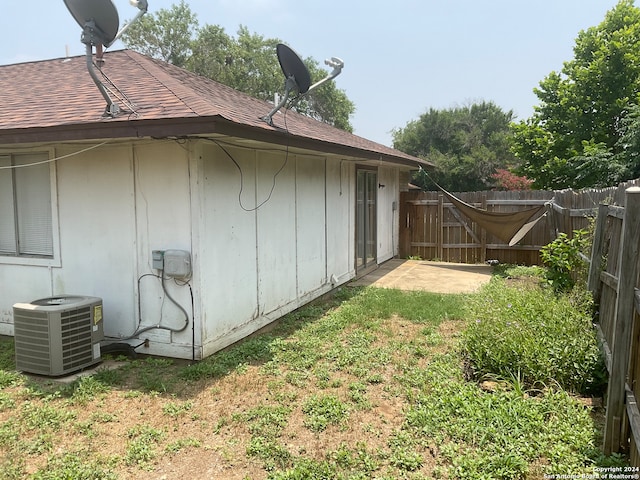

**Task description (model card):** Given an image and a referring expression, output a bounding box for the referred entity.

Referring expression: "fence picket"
[399,188,598,264]
[603,187,640,455]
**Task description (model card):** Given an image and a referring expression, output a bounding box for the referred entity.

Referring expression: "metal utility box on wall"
[152,250,165,270]
[164,250,191,278]
[12,295,104,376]
[152,249,192,278]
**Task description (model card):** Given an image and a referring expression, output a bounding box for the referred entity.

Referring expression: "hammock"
[437,187,548,247]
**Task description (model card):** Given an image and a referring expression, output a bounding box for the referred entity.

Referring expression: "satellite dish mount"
[262,44,344,126]
[64,0,149,117]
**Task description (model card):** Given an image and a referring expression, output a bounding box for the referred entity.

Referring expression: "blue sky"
[0,0,622,146]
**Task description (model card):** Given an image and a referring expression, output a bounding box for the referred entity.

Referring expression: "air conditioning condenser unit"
[13,295,104,376]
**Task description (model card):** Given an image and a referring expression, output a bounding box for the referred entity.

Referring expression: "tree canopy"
[392,101,519,191]
[120,1,354,131]
[512,0,640,189]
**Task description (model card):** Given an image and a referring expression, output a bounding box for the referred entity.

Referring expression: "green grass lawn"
[0,268,627,479]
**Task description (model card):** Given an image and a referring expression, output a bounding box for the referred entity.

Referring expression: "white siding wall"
[0,264,50,332]
[0,137,402,360]
[326,159,355,284]
[52,142,195,357]
[198,143,356,357]
[132,142,194,356]
[199,142,261,354]
[52,144,137,334]
[256,150,298,314]
[295,155,328,296]
[0,141,197,357]
[0,144,141,338]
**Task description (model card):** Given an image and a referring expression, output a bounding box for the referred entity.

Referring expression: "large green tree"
[121,1,354,131]
[512,0,640,189]
[120,1,197,67]
[392,101,518,191]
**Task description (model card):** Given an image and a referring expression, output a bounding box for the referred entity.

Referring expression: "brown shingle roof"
[0,50,429,167]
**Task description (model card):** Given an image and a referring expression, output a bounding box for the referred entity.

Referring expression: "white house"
[0,50,430,360]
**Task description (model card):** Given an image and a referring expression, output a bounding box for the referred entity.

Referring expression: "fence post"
[588,203,608,296]
[437,193,444,261]
[481,193,487,263]
[604,187,640,455]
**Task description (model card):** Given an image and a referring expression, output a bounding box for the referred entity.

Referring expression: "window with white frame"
[0,153,53,257]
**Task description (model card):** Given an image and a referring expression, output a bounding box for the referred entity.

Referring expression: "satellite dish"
[63,0,148,117]
[64,0,120,47]
[261,43,344,126]
[276,44,311,94]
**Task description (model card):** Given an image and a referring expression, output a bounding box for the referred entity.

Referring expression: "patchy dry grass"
[0,284,626,479]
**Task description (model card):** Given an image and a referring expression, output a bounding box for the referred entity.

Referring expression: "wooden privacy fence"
[587,179,640,462]
[399,187,616,265]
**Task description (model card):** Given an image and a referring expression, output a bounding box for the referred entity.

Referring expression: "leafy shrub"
[491,168,534,190]
[462,277,605,394]
[540,229,589,293]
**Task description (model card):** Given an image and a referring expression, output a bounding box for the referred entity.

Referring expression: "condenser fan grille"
[61,307,94,370]
[14,309,50,374]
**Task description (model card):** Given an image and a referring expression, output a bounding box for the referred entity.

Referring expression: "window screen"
[0,153,53,257]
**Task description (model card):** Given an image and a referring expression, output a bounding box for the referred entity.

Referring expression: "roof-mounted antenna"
[64,0,149,117]
[261,43,344,126]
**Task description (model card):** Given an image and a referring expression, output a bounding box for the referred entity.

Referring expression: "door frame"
[355,166,378,276]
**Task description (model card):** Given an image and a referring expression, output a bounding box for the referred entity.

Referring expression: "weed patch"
[462,277,606,394]
[267,457,338,479]
[64,375,111,404]
[162,399,193,418]
[302,394,349,432]
[0,338,15,371]
[125,424,165,467]
[405,353,596,476]
[327,441,379,474]
[165,437,201,453]
[32,453,117,480]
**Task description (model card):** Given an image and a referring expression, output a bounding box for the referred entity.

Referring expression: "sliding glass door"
[356,168,377,274]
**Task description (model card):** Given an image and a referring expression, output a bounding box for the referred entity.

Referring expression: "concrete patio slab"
[351,259,493,294]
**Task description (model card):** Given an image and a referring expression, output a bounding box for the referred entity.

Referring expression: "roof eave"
[0,116,433,169]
